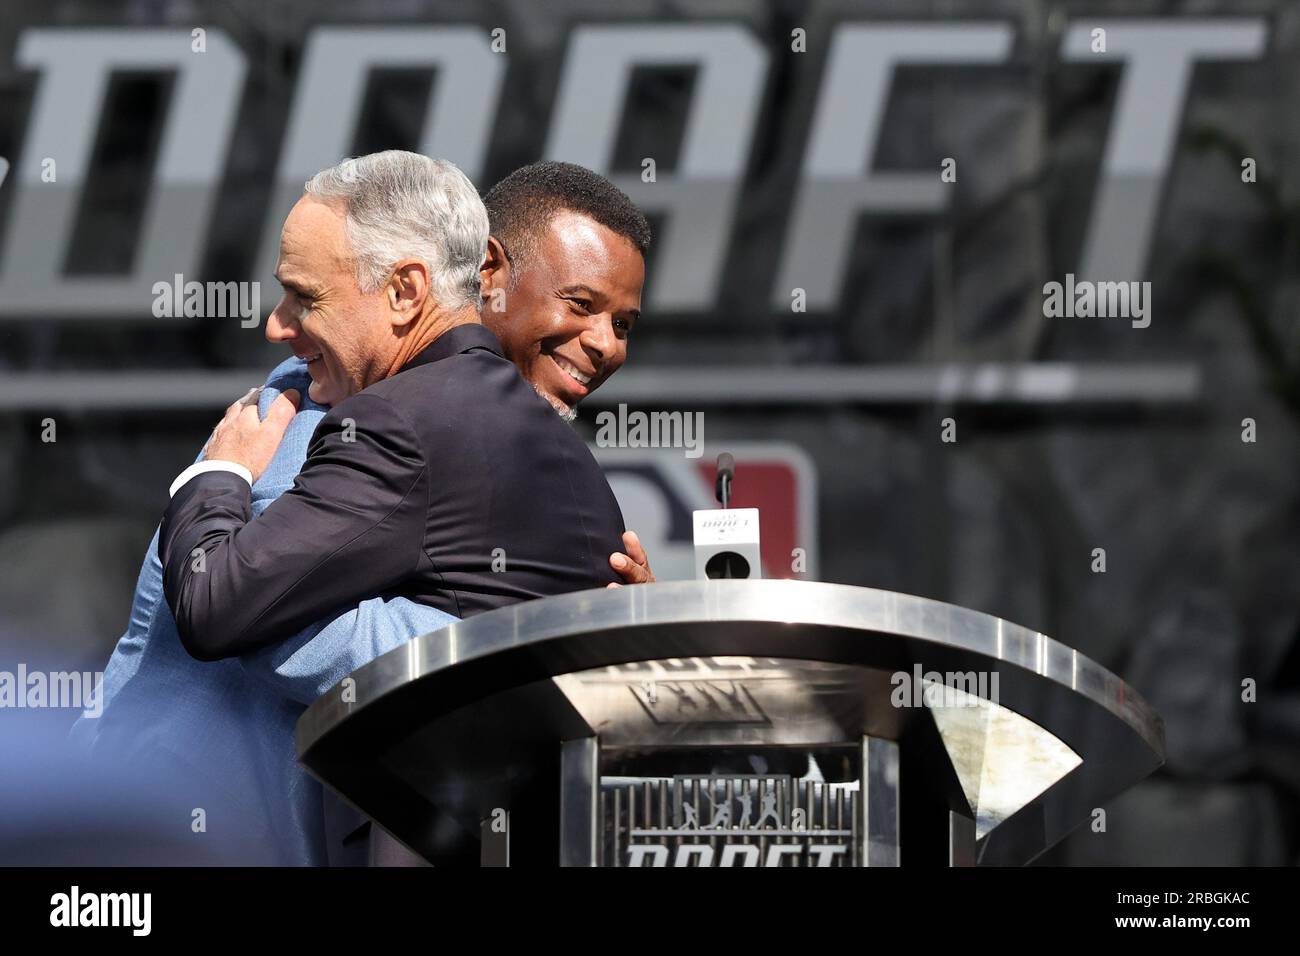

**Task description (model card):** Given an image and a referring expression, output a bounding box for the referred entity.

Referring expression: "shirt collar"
[399,322,504,373]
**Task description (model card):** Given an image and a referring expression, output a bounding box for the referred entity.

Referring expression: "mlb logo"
[591,443,818,581]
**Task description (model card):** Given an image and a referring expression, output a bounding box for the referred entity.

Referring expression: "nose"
[265,298,298,344]
[579,316,619,368]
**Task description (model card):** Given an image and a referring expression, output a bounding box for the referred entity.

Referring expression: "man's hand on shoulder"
[204,388,300,483]
[608,530,655,587]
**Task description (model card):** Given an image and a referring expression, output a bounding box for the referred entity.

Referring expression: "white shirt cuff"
[169,461,254,497]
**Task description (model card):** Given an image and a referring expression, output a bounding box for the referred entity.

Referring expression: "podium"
[296,581,1164,866]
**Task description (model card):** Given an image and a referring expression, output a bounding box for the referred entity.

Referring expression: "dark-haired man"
[479,160,656,582]
[480,161,651,423]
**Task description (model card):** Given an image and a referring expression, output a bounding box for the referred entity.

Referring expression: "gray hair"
[304,151,488,307]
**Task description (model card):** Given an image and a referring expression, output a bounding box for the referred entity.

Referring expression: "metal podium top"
[296,580,1164,865]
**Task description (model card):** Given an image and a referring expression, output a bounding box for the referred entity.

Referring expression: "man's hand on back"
[204,388,300,483]
[608,529,655,587]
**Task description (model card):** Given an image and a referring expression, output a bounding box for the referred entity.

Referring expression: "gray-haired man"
[161,149,627,657]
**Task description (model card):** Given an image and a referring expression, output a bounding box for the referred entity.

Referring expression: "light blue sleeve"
[237,357,460,706]
[240,597,458,706]
[72,426,210,739]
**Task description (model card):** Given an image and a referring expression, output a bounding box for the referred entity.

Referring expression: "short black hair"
[483,161,652,272]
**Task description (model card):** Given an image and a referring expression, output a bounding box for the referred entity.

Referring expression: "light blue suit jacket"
[74,357,459,864]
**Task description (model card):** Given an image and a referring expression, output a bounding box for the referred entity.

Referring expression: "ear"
[480,235,510,296]
[387,258,431,327]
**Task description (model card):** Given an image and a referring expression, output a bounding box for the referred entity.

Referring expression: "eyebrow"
[558,284,640,320]
[275,272,310,295]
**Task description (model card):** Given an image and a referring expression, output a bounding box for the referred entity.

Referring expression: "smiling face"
[482,210,644,419]
[264,195,395,406]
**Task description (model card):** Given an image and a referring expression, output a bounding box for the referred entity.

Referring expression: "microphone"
[694,450,760,580]
[715,453,734,509]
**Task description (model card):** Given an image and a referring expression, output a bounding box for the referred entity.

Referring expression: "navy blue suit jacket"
[160,324,625,661]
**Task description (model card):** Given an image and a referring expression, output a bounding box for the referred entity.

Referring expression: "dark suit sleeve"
[160,392,428,661]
